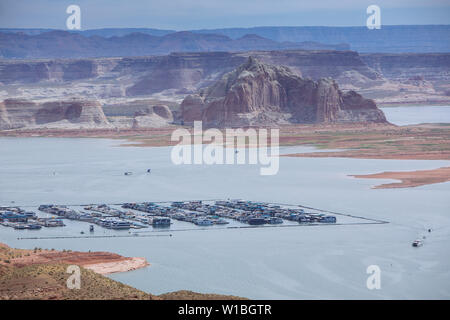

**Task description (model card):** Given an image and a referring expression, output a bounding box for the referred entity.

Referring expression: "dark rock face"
[152,105,172,119]
[181,57,386,127]
[35,102,82,124]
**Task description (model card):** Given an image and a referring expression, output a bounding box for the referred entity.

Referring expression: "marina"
[0,200,387,236]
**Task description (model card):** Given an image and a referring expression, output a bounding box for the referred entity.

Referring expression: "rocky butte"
[180,57,387,127]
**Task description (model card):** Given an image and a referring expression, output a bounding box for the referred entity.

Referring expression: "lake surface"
[1,136,449,299]
[381,105,450,125]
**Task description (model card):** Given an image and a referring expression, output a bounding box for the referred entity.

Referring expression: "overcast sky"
[0,0,449,30]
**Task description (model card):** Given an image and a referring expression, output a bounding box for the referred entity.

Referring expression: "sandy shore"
[84,257,149,275]
[2,123,449,161]
[350,167,450,189]
[285,151,450,160]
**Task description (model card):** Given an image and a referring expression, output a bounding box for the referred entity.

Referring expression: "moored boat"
[248,217,266,225]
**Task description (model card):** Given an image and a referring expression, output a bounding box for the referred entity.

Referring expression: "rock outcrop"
[0,99,110,130]
[0,98,175,130]
[180,57,387,127]
[131,104,173,128]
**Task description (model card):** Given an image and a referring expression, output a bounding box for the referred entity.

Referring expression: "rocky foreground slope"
[180,57,386,127]
[0,243,245,300]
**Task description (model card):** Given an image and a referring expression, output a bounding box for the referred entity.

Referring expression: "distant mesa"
[180,57,387,127]
[0,30,349,59]
[2,25,449,54]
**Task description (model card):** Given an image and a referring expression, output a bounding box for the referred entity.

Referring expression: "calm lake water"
[381,105,450,125]
[0,106,449,299]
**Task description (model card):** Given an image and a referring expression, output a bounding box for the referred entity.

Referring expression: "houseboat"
[248,217,266,225]
[214,218,229,225]
[151,217,171,227]
[99,219,131,229]
[27,224,42,230]
[298,216,312,223]
[194,219,214,226]
[320,216,337,223]
[268,217,283,224]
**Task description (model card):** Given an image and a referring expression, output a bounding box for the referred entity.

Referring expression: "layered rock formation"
[0,50,379,89]
[0,99,176,130]
[180,57,386,127]
[1,50,448,108]
[0,99,110,130]
[126,50,380,96]
[361,53,450,82]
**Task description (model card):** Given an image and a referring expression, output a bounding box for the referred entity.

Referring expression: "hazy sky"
[0,0,449,30]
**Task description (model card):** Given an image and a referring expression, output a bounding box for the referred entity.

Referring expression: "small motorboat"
[27,224,42,230]
[124,172,133,176]
[248,218,266,225]
[412,239,423,247]
[214,218,229,225]
[268,217,283,224]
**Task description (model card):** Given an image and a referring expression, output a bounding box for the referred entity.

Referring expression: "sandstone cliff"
[0,98,176,130]
[0,99,111,130]
[180,57,386,127]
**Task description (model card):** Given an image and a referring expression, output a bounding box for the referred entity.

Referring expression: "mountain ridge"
[1,25,449,53]
[0,30,349,59]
